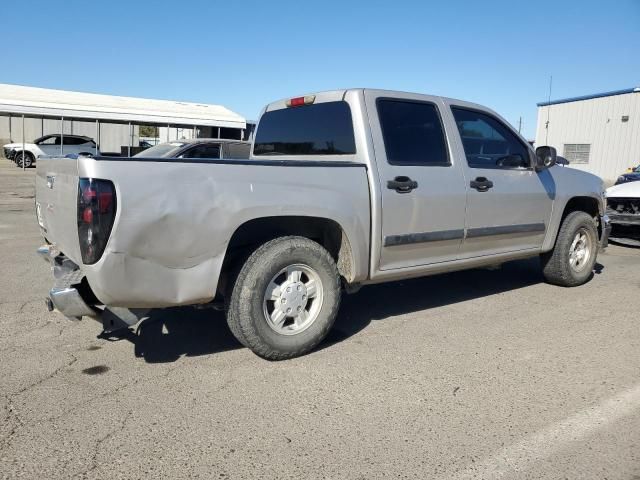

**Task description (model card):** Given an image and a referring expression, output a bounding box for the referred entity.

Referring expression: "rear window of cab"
[253,101,356,156]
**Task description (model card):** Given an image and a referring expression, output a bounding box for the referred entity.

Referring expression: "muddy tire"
[541,211,598,287]
[226,236,341,360]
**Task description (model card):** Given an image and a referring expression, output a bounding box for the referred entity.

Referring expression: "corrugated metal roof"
[0,83,245,128]
[537,87,640,107]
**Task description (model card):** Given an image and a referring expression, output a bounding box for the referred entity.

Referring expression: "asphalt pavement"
[1,160,639,479]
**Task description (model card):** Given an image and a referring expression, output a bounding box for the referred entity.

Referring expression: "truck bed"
[36,155,371,307]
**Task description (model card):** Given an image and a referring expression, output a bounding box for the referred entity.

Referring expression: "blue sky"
[2,0,638,138]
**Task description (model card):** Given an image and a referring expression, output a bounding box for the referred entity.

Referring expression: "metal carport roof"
[0,83,246,128]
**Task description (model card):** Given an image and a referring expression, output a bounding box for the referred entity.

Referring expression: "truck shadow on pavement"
[322,258,602,350]
[118,258,602,363]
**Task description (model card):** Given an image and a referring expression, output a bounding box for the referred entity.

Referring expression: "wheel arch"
[217,215,358,296]
[544,195,601,252]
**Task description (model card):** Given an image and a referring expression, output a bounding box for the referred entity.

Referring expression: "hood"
[607,181,640,198]
[552,165,605,194]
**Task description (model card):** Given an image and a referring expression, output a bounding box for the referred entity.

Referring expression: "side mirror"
[535,146,557,171]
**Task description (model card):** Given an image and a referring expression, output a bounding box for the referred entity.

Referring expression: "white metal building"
[0,83,246,155]
[535,87,640,183]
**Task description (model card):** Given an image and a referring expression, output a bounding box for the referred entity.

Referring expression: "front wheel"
[227,236,341,360]
[15,151,34,168]
[541,211,598,287]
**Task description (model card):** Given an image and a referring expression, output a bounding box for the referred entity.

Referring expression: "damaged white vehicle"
[606,181,640,246]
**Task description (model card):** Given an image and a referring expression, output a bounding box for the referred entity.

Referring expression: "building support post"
[21,115,25,171]
[95,119,99,156]
[60,117,64,156]
[128,121,132,157]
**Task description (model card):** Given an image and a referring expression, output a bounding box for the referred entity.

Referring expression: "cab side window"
[451,107,530,169]
[377,99,450,166]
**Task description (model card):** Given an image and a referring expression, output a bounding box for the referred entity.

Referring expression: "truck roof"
[264,88,488,112]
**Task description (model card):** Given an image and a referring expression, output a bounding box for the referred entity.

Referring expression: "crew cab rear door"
[364,90,468,270]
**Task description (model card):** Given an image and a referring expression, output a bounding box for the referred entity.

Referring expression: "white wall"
[535,91,640,184]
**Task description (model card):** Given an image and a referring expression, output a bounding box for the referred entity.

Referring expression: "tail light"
[77,178,116,264]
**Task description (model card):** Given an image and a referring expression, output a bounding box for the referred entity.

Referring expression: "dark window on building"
[220,128,242,140]
[377,99,449,166]
[253,101,356,156]
[451,107,530,169]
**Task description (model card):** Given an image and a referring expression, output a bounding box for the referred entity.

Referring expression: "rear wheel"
[226,236,341,360]
[541,211,598,286]
[15,151,34,168]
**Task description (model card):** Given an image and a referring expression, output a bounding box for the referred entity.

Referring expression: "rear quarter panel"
[79,157,370,307]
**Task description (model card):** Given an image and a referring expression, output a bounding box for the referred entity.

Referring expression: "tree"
[139,125,158,137]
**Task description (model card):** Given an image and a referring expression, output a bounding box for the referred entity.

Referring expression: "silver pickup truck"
[36,89,611,360]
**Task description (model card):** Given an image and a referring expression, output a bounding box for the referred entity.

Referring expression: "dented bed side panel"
[77,157,370,308]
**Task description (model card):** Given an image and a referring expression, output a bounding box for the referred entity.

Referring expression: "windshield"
[33,135,53,145]
[134,142,186,158]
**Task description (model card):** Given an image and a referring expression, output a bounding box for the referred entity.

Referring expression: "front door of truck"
[364,91,468,270]
[445,103,553,258]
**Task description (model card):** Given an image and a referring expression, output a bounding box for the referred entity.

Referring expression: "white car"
[4,134,99,168]
[606,181,640,246]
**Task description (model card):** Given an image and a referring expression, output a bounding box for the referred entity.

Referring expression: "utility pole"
[518,116,523,134]
[545,75,553,145]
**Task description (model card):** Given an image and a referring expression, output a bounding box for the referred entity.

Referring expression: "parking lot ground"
[1,159,639,479]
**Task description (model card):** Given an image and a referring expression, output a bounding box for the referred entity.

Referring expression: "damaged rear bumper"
[38,244,96,321]
[37,244,146,330]
[47,286,96,320]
